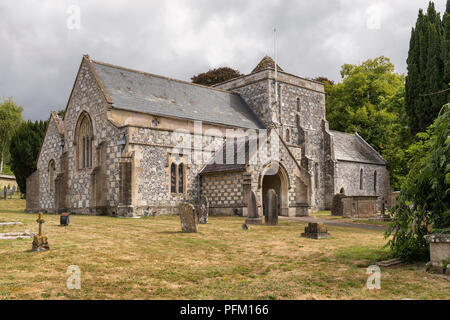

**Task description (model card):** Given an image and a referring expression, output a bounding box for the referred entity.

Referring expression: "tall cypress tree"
[443,0,450,88]
[405,1,448,135]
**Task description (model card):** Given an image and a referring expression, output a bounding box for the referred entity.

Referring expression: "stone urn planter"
[424,234,450,274]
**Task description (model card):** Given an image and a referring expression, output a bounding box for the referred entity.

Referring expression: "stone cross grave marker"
[245,190,262,225]
[198,195,209,224]
[265,189,279,226]
[32,212,50,252]
[179,203,198,233]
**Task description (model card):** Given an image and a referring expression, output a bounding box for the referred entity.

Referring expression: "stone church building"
[26,55,390,217]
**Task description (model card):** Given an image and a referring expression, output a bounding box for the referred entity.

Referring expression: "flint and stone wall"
[335,161,390,209]
[35,59,122,215]
[37,116,62,212]
[200,171,245,216]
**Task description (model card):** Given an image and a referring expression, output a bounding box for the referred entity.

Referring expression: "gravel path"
[280,216,387,231]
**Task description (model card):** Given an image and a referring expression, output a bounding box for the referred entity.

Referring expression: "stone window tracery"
[169,159,186,194]
[75,112,93,170]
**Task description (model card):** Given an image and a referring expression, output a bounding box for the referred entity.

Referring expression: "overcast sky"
[0,0,447,120]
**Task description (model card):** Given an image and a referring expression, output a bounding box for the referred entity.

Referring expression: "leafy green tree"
[191,67,242,86]
[405,1,449,135]
[326,57,412,189]
[0,99,23,173]
[9,120,47,194]
[386,104,450,261]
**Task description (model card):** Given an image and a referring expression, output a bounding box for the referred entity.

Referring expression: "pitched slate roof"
[251,56,284,74]
[90,59,264,129]
[199,137,255,175]
[330,130,386,165]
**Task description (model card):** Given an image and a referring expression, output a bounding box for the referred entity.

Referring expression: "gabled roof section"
[251,56,284,74]
[330,130,386,165]
[89,59,265,129]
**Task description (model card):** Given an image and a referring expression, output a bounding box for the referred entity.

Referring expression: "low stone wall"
[342,195,378,219]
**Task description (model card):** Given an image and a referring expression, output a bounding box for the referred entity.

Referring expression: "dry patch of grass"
[0,200,448,300]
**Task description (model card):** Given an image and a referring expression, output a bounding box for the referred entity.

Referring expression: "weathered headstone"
[32,212,50,251]
[301,222,331,239]
[245,190,262,225]
[198,196,209,224]
[265,189,279,226]
[179,203,198,233]
[60,212,70,226]
[3,186,6,200]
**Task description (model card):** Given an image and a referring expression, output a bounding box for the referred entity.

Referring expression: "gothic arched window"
[75,112,93,169]
[49,160,55,192]
[170,163,177,193]
[285,128,290,143]
[374,171,377,193]
[178,163,184,194]
[360,169,364,190]
[296,98,301,112]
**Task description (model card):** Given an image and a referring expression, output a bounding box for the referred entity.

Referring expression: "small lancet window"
[374,171,377,193]
[360,169,364,190]
[178,163,184,194]
[170,163,177,193]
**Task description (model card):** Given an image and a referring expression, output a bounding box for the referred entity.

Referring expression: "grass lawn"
[0,199,448,300]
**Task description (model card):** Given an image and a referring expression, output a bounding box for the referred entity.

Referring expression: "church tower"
[215,56,335,210]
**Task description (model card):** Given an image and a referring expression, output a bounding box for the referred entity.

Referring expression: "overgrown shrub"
[385,104,450,261]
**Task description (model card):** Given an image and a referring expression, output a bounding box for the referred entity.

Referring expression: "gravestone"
[32,212,50,251]
[198,196,209,224]
[245,190,262,225]
[60,212,70,226]
[265,189,279,226]
[331,193,346,216]
[301,222,331,239]
[179,203,198,233]
[3,186,6,200]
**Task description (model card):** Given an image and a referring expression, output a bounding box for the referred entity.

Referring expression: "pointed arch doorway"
[260,162,290,217]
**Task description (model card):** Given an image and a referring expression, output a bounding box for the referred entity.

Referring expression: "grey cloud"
[0,0,447,120]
